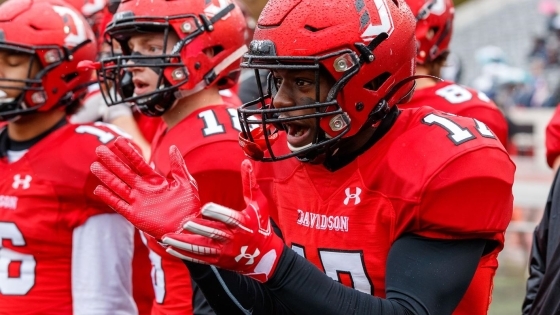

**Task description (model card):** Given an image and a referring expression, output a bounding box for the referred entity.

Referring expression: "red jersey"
[546,105,560,167]
[133,112,162,143]
[401,80,509,147]
[259,106,514,315]
[144,104,246,314]
[219,87,242,106]
[132,89,240,144]
[0,122,137,315]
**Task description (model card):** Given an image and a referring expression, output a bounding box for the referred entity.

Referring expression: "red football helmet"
[98,0,248,116]
[406,0,454,64]
[0,0,97,121]
[64,0,117,51]
[65,0,106,17]
[237,0,417,161]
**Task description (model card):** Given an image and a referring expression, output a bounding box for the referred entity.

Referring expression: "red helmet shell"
[64,0,107,17]
[253,0,417,138]
[0,0,97,114]
[405,0,454,64]
[113,0,248,92]
[65,0,111,48]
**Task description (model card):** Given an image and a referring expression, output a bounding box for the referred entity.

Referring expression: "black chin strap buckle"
[200,3,236,32]
[354,32,389,64]
[368,99,390,123]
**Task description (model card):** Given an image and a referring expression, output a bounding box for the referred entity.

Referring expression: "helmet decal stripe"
[360,0,395,41]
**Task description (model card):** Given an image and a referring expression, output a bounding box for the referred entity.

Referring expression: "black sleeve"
[522,168,560,315]
[185,220,294,315]
[186,262,295,315]
[266,234,486,315]
[522,227,547,315]
[523,192,551,315]
[191,278,216,315]
[187,234,486,315]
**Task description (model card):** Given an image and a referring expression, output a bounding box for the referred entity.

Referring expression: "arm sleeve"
[72,213,138,315]
[186,262,292,315]
[187,234,487,315]
[192,279,217,315]
[522,168,560,314]
[522,224,548,315]
[185,220,292,315]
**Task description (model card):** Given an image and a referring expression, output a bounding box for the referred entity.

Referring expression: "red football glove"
[162,160,285,283]
[90,136,201,240]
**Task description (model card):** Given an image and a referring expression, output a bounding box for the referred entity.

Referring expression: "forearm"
[265,235,486,315]
[186,261,294,315]
[185,249,413,315]
[266,248,414,315]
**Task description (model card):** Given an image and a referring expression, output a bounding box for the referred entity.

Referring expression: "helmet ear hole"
[426,27,438,40]
[204,45,224,58]
[62,72,79,83]
[212,45,224,55]
[364,72,391,91]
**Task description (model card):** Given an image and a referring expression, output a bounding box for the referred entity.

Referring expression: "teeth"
[287,124,308,137]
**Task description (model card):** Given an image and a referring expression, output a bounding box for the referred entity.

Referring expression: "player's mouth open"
[133,78,151,95]
[285,122,313,150]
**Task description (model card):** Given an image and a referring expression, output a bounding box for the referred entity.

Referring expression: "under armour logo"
[235,246,260,265]
[344,187,362,205]
[12,174,32,190]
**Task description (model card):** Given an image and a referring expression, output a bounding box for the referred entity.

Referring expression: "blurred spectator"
[472,46,512,100]
[470,45,552,109]
[517,58,550,108]
[529,36,548,62]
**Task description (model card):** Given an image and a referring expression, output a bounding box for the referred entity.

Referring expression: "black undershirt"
[185,226,488,315]
[0,118,67,158]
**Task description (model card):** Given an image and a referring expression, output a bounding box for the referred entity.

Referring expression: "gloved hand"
[162,159,285,283]
[91,136,200,240]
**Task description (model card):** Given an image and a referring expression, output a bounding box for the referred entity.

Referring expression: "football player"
[67,0,154,160]
[398,0,509,148]
[0,0,138,314]
[92,0,515,314]
[63,2,156,313]
[92,0,248,314]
